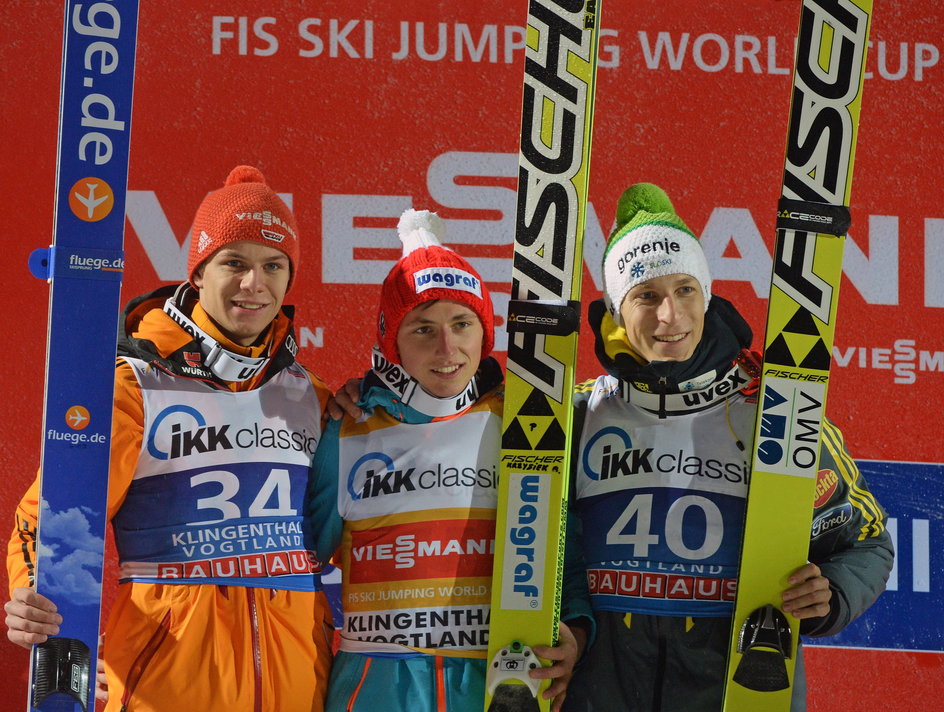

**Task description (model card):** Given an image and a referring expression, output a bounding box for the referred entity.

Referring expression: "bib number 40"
[606,493,724,560]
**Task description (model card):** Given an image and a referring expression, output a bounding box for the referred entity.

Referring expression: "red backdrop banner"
[1,1,941,709]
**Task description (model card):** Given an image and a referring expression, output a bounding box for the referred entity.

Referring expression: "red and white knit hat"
[188,165,300,290]
[378,209,494,362]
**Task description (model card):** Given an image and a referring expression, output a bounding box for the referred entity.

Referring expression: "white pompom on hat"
[377,209,495,362]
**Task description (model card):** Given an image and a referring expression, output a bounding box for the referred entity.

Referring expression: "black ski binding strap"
[733,604,792,692]
[776,197,851,236]
[506,299,581,336]
[31,637,92,712]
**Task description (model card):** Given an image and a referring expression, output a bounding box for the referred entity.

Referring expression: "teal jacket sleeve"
[305,416,344,567]
[561,387,596,645]
[802,419,894,637]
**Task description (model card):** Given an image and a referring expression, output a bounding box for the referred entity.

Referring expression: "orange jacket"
[8,286,333,712]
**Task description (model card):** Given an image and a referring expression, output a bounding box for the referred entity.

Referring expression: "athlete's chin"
[222,314,275,346]
[650,344,695,362]
[419,370,473,399]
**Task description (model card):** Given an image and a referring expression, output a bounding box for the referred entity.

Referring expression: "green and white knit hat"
[602,183,711,325]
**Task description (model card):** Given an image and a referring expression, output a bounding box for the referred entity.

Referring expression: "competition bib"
[575,377,754,617]
[113,359,323,591]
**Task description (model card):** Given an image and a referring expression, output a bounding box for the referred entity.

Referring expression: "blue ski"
[26,2,139,710]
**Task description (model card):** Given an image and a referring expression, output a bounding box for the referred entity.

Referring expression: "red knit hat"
[188,165,300,290]
[378,209,494,362]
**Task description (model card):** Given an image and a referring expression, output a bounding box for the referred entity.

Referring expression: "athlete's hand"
[781,562,832,620]
[530,621,586,712]
[4,587,62,649]
[326,378,363,420]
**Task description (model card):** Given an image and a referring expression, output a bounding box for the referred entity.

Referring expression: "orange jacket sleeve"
[6,361,144,595]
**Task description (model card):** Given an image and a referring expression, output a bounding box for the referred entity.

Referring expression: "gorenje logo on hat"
[616,235,682,274]
[413,267,482,297]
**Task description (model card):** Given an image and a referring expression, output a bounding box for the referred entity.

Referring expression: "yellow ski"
[485,1,601,711]
[723,1,874,709]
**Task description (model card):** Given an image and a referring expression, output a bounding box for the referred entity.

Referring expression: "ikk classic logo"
[581,426,749,484]
[346,451,497,501]
[146,404,318,462]
[583,426,649,481]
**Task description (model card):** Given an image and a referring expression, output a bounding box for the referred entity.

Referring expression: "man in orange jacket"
[5,166,334,712]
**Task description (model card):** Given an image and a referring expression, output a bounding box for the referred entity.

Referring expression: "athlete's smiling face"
[192,241,290,346]
[620,273,705,363]
[396,299,484,399]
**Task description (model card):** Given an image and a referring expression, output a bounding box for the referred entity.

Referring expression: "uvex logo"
[371,351,416,398]
[680,368,748,407]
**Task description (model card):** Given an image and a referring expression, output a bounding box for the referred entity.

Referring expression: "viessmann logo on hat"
[413,267,482,297]
[234,209,298,240]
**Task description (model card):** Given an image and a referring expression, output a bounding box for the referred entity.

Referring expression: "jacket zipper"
[248,588,263,712]
[119,609,172,712]
[658,377,669,419]
[346,658,373,712]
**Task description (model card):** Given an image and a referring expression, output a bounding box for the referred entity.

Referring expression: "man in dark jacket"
[561,183,893,712]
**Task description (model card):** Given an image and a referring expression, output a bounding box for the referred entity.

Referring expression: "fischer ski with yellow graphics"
[723,1,873,709]
[25,2,138,711]
[485,1,600,711]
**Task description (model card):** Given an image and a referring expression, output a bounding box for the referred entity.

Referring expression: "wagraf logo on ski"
[63,1,137,221]
[508,0,594,402]
[755,376,825,478]
[499,473,549,610]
